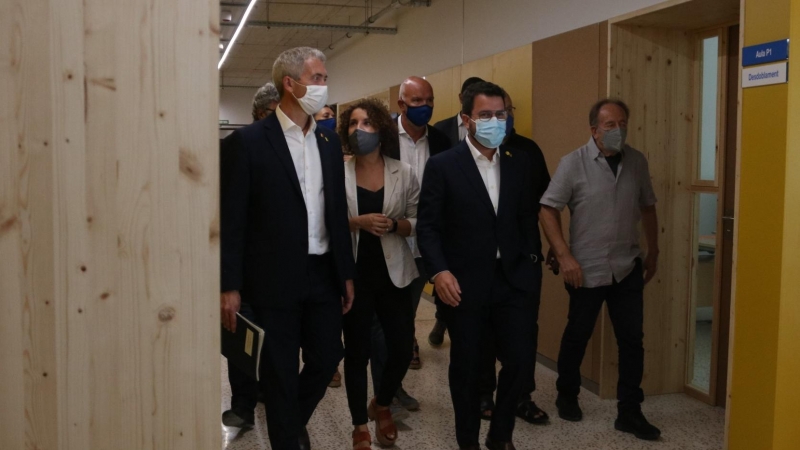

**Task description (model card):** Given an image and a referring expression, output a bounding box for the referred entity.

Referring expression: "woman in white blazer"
[337,98,419,450]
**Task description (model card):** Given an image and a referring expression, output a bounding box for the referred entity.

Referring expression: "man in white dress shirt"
[220,47,355,450]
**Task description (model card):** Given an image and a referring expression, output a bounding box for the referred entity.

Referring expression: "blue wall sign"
[742,39,789,67]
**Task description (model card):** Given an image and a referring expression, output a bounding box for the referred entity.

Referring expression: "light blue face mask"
[470,117,506,148]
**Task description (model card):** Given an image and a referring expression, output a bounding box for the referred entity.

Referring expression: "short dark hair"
[589,99,630,127]
[460,77,485,95]
[337,98,399,157]
[460,82,507,117]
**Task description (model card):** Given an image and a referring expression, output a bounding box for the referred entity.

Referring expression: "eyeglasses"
[472,110,508,122]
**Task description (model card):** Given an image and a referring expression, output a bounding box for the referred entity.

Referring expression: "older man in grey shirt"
[539,99,661,441]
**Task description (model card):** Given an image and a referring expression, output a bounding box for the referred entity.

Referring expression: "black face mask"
[348,129,381,156]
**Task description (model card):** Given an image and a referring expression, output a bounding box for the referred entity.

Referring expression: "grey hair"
[251,82,280,121]
[272,47,326,97]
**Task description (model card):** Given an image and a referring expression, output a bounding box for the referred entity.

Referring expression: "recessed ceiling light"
[219,43,224,49]
[218,0,258,70]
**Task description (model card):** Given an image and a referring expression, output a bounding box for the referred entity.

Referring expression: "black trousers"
[343,263,414,425]
[253,254,344,450]
[479,264,542,401]
[443,261,535,447]
[227,302,260,417]
[556,260,645,412]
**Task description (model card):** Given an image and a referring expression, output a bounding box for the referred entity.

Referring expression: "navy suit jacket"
[417,140,537,309]
[220,113,355,309]
[433,115,460,148]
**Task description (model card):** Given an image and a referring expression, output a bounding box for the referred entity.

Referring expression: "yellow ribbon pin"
[505,151,512,157]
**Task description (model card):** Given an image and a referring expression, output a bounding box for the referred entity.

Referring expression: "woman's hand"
[358,213,392,237]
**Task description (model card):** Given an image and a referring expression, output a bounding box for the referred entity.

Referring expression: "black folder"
[221,313,265,381]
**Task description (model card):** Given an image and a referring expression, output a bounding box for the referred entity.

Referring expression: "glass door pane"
[688,192,718,392]
[698,36,719,183]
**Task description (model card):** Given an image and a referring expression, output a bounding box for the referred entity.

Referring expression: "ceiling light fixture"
[218,0,258,70]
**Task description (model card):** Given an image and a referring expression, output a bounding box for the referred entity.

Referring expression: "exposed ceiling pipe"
[326,0,430,51]
[221,20,397,35]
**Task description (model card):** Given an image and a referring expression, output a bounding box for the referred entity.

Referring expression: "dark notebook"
[221,313,265,381]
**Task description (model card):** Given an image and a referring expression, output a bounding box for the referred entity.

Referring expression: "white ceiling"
[219,0,426,88]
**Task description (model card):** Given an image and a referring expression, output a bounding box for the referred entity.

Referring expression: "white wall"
[219,86,258,125]
[326,0,665,103]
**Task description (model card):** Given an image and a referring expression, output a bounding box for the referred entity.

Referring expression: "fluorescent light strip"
[218,0,259,70]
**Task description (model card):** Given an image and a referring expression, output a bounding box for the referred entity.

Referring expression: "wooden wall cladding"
[0,0,221,448]
[606,24,694,396]
[531,23,607,386]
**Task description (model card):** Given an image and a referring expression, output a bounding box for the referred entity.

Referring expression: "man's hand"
[342,279,355,314]
[545,248,560,274]
[221,290,242,333]
[643,252,659,285]
[359,213,392,237]
[433,271,462,307]
[557,252,584,288]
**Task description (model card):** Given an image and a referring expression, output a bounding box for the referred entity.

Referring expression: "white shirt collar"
[276,104,317,134]
[457,114,464,128]
[397,115,428,139]
[466,135,499,163]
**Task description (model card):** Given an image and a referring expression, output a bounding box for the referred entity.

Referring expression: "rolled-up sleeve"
[540,155,574,211]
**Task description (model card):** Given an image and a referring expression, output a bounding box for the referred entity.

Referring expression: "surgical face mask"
[291,80,329,115]
[470,117,506,149]
[348,129,381,156]
[317,118,336,130]
[601,127,627,153]
[404,103,433,127]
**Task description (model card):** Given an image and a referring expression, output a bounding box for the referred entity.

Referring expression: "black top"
[356,187,388,280]
[605,152,623,177]
[504,129,551,259]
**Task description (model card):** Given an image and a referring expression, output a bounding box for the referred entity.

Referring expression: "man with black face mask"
[386,76,451,382]
[539,99,661,441]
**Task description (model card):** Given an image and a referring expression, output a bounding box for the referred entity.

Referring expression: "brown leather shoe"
[485,437,516,450]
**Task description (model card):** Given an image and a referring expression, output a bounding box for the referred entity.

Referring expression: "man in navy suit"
[220,47,355,450]
[417,82,538,450]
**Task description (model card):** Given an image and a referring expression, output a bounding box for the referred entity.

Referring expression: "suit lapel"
[315,130,335,222]
[344,158,358,219]
[498,145,513,218]
[454,143,496,216]
[263,115,303,200]
[383,159,400,214]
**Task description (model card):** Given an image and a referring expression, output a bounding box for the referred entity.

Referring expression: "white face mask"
[291,80,329,115]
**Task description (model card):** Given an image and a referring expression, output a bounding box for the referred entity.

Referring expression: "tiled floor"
[222,299,725,450]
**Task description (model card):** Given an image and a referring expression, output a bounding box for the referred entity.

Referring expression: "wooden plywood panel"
[389,84,401,115]
[613,0,739,30]
[606,24,694,397]
[0,0,220,448]
[532,23,606,384]
[493,44,533,138]
[425,67,459,125]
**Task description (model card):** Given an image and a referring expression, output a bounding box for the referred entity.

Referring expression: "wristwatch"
[389,218,398,233]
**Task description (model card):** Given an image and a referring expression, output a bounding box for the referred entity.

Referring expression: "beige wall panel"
[532,24,606,384]
[493,44,533,138]
[461,56,494,86]
[389,85,401,115]
[606,24,693,396]
[424,67,458,126]
[0,0,221,448]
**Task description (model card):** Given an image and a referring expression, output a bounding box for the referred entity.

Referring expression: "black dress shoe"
[485,436,516,450]
[428,319,447,346]
[615,409,661,441]
[298,426,311,450]
[555,396,582,422]
[221,408,254,428]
